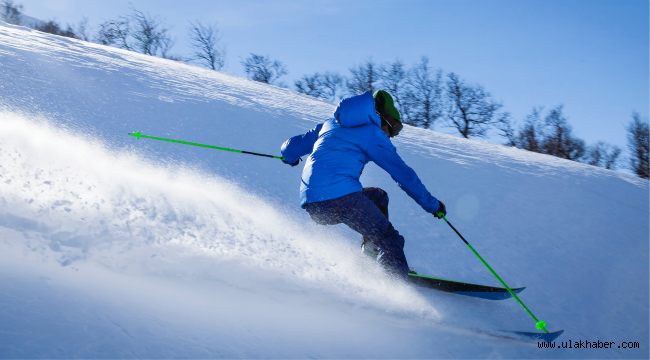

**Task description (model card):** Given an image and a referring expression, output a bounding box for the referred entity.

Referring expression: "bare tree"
[188,21,225,70]
[1,0,22,25]
[586,141,621,170]
[241,53,288,85]
[346,58,378,96]
[513,107,546,152]
[626,112,649,179]
[320,72,345,103]
[379,59,409,121]
[295,71,344,103]
[95,17,131,50]
[444,72,503,138]
[94,6,174,58]
[403,57,443,129]
[495,112,516,146]
[129,6,171,56]
[295,73,325,99]
[507,107,599,166]
[159,35,179,60]
[75,16,90,41]
[35,20,61,34]
[34,20,76,38]
[539,105,585,161]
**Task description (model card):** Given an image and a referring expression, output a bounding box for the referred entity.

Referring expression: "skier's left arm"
[367,133,441,214]
[280,123,323,164]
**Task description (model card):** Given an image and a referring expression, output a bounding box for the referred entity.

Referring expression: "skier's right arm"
[366,131,441,214]
[280,123,324,164]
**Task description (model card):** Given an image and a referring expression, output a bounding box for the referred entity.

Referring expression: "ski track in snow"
[0,21,648,358]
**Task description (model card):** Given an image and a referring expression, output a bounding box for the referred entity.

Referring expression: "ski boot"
[361,236,380,259]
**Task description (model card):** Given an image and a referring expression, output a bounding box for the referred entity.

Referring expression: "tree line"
[1,1,224,67]
[2,0,647,179]
[292,57,647,178]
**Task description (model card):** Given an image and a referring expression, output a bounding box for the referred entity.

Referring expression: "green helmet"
[373,90,401,123]
[373,90,403,137]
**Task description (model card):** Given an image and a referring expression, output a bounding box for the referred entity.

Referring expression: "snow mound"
[0,111,437,315]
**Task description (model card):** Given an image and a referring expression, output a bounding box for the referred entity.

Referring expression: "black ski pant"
[303,187,409,279]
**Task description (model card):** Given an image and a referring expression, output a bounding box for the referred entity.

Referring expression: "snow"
[0,21,648,358]
[16,14,43,29]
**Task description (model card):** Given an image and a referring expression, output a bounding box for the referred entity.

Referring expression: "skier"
[280,90,446,280]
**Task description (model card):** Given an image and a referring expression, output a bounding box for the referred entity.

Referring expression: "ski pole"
[435,212,549,333]
[128,131,284,160]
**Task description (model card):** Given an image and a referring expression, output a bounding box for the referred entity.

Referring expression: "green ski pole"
[435,212,549,334]
[128,131,284,160]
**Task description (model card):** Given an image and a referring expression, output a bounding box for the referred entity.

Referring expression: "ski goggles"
[378,110,403,137]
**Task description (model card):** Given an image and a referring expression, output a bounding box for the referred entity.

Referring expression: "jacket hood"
[333,92,381,128]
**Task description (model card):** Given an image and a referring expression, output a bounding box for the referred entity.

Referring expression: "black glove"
[282,157,301,167]
[433,201,446,219]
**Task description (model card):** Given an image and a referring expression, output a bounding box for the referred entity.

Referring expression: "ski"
[497,329,564,342]
[457,326,565,343]
[407,273,526,300]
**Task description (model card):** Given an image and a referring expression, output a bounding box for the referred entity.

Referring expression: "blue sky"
[16,0,650,154]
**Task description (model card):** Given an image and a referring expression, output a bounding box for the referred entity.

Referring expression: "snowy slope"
[0,21,648,358]
[17,14,43,29]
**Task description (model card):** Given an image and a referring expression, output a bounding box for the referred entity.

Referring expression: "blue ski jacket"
[281,91,441,213]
